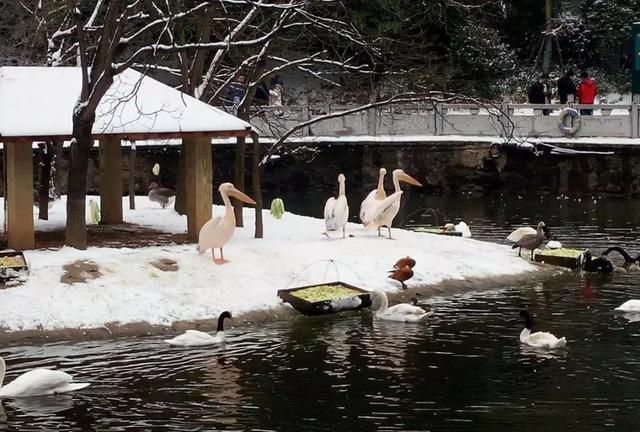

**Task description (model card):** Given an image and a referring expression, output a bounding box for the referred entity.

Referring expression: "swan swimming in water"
[165,311,232,346]
[0,356,90,398]
[519,310,566,350]
[371,291,431,322]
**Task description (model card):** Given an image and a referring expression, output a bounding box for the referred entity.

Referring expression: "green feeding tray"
[277,281,372,316]
[407,226,463,237]
[534,248,586,269]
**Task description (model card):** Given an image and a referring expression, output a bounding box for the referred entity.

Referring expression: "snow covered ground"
[0,197,537,333]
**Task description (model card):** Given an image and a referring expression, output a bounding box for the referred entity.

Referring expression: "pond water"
[2,192,640,431]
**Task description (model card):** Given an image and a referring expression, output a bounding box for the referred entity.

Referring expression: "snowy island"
[0,197,538,339]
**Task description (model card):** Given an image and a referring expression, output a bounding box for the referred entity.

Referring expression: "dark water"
[3,193,640,431]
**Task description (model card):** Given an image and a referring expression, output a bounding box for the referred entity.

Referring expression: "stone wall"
[8,141,640,204]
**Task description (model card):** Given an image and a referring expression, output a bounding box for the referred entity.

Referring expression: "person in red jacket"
[576,71,597,115]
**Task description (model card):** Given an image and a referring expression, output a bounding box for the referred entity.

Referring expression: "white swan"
[0,356,90,398]
[519,310,566,350]
[324,173,349,238]
[615,300,640,312]
[371,291,432,322]
[443,221,472,238]
[165,311,232,346]
[364,169,422,239]
[360,168,387,234]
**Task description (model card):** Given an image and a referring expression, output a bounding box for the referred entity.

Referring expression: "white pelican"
[371,291,431,322]
[324,173,349,238]
[0,356,90,398]
[359,168,387,234]
[165,311,231,346]
[519,310,566,350]
[198,182,256,264]
[363,169,422,239]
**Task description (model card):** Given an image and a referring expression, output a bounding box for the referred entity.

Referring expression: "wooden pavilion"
[0,66,252,250]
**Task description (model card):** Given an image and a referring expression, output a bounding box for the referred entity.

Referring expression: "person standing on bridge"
[528,73,551,115]
[576,71,597,116]
[557,69,576,104]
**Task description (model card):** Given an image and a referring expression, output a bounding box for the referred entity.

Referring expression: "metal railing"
[239,103,640,140]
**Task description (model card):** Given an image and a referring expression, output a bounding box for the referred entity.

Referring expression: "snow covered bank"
[0,197,537,333]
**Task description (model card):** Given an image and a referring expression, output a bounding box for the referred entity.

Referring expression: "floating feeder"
[534,248,586,269]
[277,281,371,316]
[407,226,463,237]
[0,251,29,284]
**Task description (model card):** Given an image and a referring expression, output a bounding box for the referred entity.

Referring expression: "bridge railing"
[227,103,640,139]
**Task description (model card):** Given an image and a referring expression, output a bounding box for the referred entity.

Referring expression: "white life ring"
[559,108,581,136]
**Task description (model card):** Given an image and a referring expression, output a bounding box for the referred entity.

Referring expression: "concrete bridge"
[246,103,640,141]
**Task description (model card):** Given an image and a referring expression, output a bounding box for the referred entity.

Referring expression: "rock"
[61,260,103,284]
[150,258,179,272]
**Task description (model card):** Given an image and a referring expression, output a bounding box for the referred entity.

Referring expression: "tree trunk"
[37,142,54,220]
[128,144,136,210]
[233,136,246,227]
[66,117,93,249]
[175,145,186,214]
[251,133,263,238]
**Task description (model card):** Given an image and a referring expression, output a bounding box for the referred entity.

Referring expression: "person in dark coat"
[528,73,551,115]
[557,69,576,104]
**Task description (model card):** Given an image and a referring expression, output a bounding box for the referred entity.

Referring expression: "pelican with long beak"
[324,173,349,238]
[364,169,422,239]
[198,182,256,264]
[359,168,387,234]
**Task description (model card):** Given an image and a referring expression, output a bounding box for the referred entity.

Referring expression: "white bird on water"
[519,310,566,350]
[0,356,90,398]
[324,173,349,238]
[165,312,232,346]
[371,291,432,322]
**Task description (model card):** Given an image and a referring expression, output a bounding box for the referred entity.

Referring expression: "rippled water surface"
[3,193,640,431]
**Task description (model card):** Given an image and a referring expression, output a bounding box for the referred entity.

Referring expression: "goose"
[507,223,551,243]
[370,290,431,322]
[323,173,349,238]
[388,265,414,290]
[519,310,566,350]
[165,311,232,346]
[443,221,472,238]
[360,168,387,235]
[198,183,256,264]
[0,356,90,398]
[148,181,176,209]
[581,251,613,273]
[510,221,547,260]
[363,169,422,239]
[393,256,416,270]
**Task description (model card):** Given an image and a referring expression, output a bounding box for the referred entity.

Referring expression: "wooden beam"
[184,136,212,241]
[5,142,34,250]
[99,137,123,224]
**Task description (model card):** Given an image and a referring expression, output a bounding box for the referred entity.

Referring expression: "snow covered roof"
[0,67,251,140]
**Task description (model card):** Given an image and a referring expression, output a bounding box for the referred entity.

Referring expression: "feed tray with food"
[278,282,372,316]
[409,226,462,237]
[534,248,586,269]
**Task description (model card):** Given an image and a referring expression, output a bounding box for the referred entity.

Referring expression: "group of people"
[225,74,284,107]
[528,69,598,115]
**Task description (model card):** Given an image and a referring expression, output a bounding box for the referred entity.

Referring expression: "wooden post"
[128,142,136,210]
[251,132,263,239]
[5,142,34,250]
[99,137,123,224]
[233,136,245,227]
[184,136,212,241]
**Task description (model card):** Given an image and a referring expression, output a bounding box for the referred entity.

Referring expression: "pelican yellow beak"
[399,173,422,187]
[229,188,257,205]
